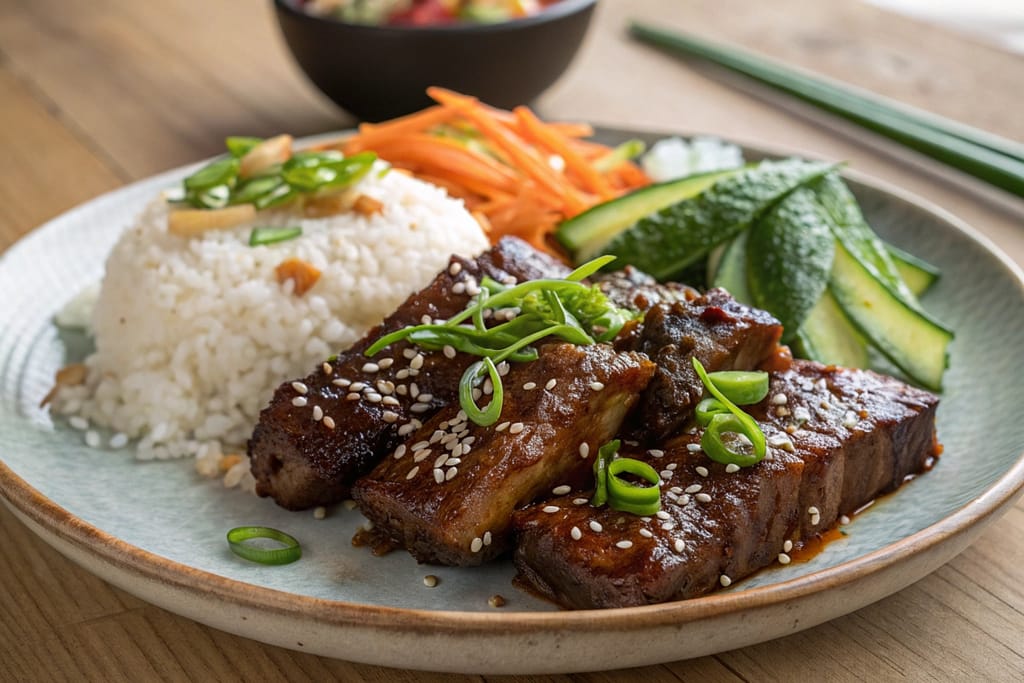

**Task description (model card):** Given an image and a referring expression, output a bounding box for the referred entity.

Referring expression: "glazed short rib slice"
[512,359,940,609]
[621,288,783,443]
[248,237,569,510]
[351,343,656,566]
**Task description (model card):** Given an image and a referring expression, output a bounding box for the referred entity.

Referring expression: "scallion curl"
[459,357,503,426]
[589,439,662,515]
[692,358,767,467]
[227,526,302,565]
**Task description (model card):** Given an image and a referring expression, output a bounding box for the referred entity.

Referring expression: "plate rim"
[2,128,1024,639]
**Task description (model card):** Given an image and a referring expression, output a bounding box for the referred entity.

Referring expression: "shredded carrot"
[333,89,649,257]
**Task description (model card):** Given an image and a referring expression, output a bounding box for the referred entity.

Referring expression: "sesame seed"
[423,574,439,587]
[488,595,506,608]
[483,531,492,546]
[471,537,483,553]
[406,466,419,480]
[674,539,685,553]
[545,378,557,390]
[679,494,691,505]
[725,463,740,473]
[570,526,582,540]
[312,405,324,421]
[695,466,709,477]
[376,380,394,394]
[443,345,456,359]
[647,449,664,458]
[794,407,811,423]
[616,540,633,549]
[410,403,431,413]
[840,515,851,525]
[509,422,525,434]
[445,467,458,481]
[323,416,336,429]
[843,411,858,428]
[656,510,670,520]
[412,440,429,451]
[395,369,410,380]
[495,421,510,432]
[523,381,537,391]
[378,358,394,369]
[398,423,415,436]
[332,378,351,387]
[684,484,702,494]
[589,381,605,391]
[452,282,466,294]
[322,362,333,375]
[421,314,433,325]
[497,361,509,376]
[771,393,788,405]
[776,406,791,417]
[808,506,820,516]
[410,354,424,370]
[449,262,462,276]
[579,442,590,458]
[573,497,589,505]
[413,449,432,463]
[418,393,434,403]
[445,457,461,467]
[552,485,571,495]
[382,396,400,407]
[361,362,379,374]
[811,514,821,526]
[639,528,654,538]
[695,493,712,503]
[660,470,674,480]
[666,463,677,471]
[543,505,561,513]
[292,396,309,407]
[84,430,101,448]
[778,553,792,565]
[313,506,326,520]
[660,521,675,531]
[783,540,794,552]
[109,433,129,449]
[394,445,407,459]
[433,468,444,483]
[686,443,702,453]
[434,453,449,468]
[589,520,603,533]
[720,574,732,587]
[366,393,383,404]
[409,382,419,399]
[670,486,683,494]
[291,381,309,395]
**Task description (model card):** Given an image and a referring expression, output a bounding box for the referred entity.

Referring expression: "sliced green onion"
[566,254,617,281]
[191,184,232,209]
[185,157,239,191]
[590,439,619,507]
[695,397,729,426]
[706,370,770,405]
[701,412,764,468]
[593,139,647,173]
[693,357,766,467]
[458,357,503,426]
[607,457,662,515]
[232,176,284,205]
[226,526,301,565]
[226,136,263,158]
[249,226,303,247]
[255,183,298,209]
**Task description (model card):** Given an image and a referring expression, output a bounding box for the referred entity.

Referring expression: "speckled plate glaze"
[1,130,1023,674]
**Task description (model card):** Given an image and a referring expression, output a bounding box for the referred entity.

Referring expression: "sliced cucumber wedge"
[829,239,952,390]
[711,231,753,304]
[794,290,869,369]
[556,168,740,262]
[602,160,836,280]
[887,244,941,297]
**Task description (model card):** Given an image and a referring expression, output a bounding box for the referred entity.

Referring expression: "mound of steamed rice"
[56,165,488,483]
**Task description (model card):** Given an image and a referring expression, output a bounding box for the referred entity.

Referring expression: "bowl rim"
[272,0,599,34]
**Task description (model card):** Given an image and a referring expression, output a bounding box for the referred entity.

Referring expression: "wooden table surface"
[2,0,1023,680]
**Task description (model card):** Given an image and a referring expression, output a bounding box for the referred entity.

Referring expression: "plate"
[2,130,1023,674]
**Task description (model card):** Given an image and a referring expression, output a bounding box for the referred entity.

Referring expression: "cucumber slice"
[602,159,836,280]
[829,239,952,390]
[556,168,739,262]
[887,244,941,297]
[747,187,835,341]
[794,290,869,369]
[711,231,753,303]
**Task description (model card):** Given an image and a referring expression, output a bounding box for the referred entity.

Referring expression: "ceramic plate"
[1,130,1023,674]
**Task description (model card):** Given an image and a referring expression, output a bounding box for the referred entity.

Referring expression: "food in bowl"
[302,0,563,25]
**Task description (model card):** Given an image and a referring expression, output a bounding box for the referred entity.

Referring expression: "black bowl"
[273,0,598,121]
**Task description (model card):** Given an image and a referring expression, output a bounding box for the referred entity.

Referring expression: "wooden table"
[2,0,1022,679]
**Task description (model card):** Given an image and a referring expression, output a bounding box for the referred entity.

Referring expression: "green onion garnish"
[695,397,729,426]
[590,439,662,515]
[593,139,647,173]
[249,226,303,247]
[692,358,767,467]
[184,157,239,191]
[226,136,264,158]
[704,370,770,405]
[365,256,635,426]
[226,526,302,565]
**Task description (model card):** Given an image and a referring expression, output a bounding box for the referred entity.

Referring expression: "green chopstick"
[629,21,1024,198]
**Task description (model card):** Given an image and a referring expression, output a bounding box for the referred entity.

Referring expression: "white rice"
[56,165,488,472]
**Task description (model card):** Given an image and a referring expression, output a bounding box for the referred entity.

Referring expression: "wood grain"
[1,0,1022,680]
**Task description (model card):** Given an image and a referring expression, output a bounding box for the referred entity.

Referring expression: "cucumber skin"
[602,160,836,280]
[829,239,951,391]
[556,169,737,262]
[795,290,869,369]
[888,244,940,296]
[747,187,835,342]
[711,231,754,303]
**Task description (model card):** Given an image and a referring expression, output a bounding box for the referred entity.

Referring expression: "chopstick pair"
[629,22,1024,199]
